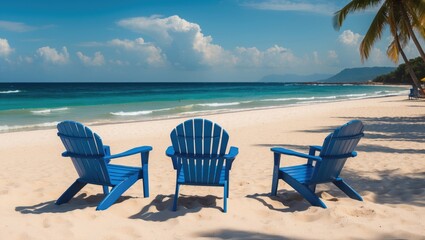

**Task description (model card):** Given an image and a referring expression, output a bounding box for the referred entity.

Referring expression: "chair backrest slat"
[184,120,195,155]
[194,119,203,155]
[57,121,111,185]
[170,119,230,185]
[203,120,213,156]
[211,123,222,156]
[176,124,187,154]
[311,120,364,183]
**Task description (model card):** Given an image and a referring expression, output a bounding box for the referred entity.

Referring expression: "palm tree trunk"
[395,34,424,91]
[399,3,425,63]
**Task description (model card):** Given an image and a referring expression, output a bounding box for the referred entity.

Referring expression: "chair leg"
[223,181,228,213]
[96,174,138,211]
[308,184,317,192]
[142,168,149,198]
[333,178,363,201]
[103,186,110,195]
[173,184,180,211]
[271,153,281,196]
[226,176,230,198]
[56,180,87,205]
[284,176,327,208]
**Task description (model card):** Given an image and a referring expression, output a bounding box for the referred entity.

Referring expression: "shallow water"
[0,82,407,132]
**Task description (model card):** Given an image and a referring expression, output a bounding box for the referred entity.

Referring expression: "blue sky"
[0,0,422,82]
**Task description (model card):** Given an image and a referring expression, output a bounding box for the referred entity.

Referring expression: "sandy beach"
[0,95,424,239]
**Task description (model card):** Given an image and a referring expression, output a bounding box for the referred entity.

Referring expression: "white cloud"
[234,47,262,67]
[263,45,298,67]
[76,51,105,66]
[36,46,69,64]
[109,59,130,66]
[117,15,235,68]
[0,38,14,58]
[338,30,362,46]
[369,47,388,65]
[242,0,337,15]
[115,15,337,72]
[234,45,298,68]
[328,50,338,59]
[17,56,33,64]
[108,38,165,66]
[312,51,320,64]
[0,20,36,32]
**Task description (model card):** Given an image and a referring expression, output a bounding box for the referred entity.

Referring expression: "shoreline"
[0,90,410,134]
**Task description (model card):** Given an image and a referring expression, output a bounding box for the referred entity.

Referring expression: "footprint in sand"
[42,218,51,228]
[347,206,376,217]
[319,191,338,201]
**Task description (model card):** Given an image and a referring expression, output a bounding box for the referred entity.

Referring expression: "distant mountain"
[259,73,333,83]
[320,67,395,83]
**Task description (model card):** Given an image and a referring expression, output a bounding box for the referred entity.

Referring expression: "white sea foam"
[343,93,367,97]
[110,110,153,116]
[197,102,241,107]
[180,109,229,115]
[261,96,337,102]
[298,100,337,104]
[31,107,69,115]
[175,104,195,109]
[0,90,21,94]
[260,97,315,102]
[348,96,374,100]
[110,107,172,116]
[0,121,59,132]
[318,96,337,99]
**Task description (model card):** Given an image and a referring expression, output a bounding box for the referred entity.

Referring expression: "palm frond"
[359,3,388,61]
[405,0,425,39]
[387,38,399,63]
[333,0,383,30]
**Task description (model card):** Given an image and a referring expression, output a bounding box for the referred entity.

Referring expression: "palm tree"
[396,0,425,63]
[386,1,424,91]
[333,0,425,91]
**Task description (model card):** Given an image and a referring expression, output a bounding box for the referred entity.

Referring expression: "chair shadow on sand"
[251,114,425,209]
[195,229,296,240]
[15,193,133,214]
[246,191,311,213]
[129,194,223,221]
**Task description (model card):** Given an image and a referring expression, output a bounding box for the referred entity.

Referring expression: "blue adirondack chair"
[409,87,425,99]
[56,121,152,210]
[166,119,239,212]
[409,88,418,99]
[271,120,364,208]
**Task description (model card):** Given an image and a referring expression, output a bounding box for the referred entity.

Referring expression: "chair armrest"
[309,145,322,153]
[308,146,322,163]
[271,147,322,162]
[224,146,238,170]
[224,146,238,160]
[103,145,111,156]
[351,151,357,157]
[61,151,69,157]
[104,146,153,161]
[166,146,179,170]
[166,146,175,157]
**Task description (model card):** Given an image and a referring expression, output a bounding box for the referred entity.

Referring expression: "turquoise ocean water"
[0,83,407,132]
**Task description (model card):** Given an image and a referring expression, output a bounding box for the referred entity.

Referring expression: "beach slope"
[0,95,424,239]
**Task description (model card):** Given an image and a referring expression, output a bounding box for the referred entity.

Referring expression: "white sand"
[0,95,424,239]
